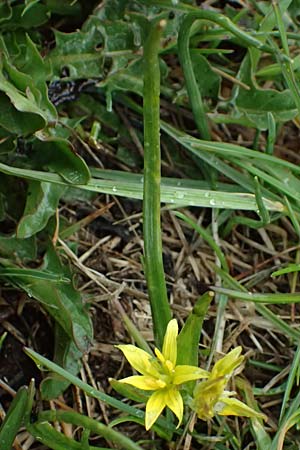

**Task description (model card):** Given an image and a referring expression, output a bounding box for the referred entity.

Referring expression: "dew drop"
[112,186,117,192]
[209,199,216,206]
[175,191,184,199]
[132,26,141,46]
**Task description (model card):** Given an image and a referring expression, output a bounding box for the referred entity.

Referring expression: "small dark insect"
[48,79,97,106]
[30,412,38,424]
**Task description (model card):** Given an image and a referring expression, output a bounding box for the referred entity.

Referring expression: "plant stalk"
[143,19,171,347]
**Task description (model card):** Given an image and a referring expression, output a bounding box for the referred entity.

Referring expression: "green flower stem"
[178,15,210,140]
[37,410,143,450]
[143,19,171,347]
[177,10,283,54]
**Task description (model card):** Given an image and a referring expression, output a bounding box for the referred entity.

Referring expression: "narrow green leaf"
[0,386,28,449]
[211,264,300,342]
[266,112,276,155]
[279,344,300,422]
[272,1,300,116]
[272,264,300,277]
[0,162,284,212]
[28,422,97,450]
[177,291,214,366]
[37,410,144,450]
[284,196,300,238]
[270,391,300,450]
[248,0,293,71]
[178,14,210,139]
[0,266,70,283]
[236,378,272,450]
[212,287,300,304]
[254,176,269,224]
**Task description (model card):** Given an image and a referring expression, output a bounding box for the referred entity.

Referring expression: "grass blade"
[0,162,284,212]
[279,344,300,422]
[212,287,300,304]
[0,386,28,449]
[37,410,144,450]
[178,14,210,139]
[212,265,300,342]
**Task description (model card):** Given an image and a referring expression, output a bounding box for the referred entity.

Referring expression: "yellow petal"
[173,365,210,385]
[116,345,160,377]
[216,396,267,420]
[119,375,166,390]
[162,319,178,365]
[154,347,166,365]
[145,390,167,430]
[165,387,183,428]
[212,347,243,380]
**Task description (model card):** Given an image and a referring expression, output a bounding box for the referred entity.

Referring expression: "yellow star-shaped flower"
[191,347,267,421]
[116,319,209,430]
